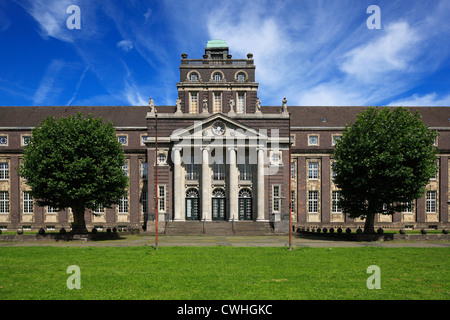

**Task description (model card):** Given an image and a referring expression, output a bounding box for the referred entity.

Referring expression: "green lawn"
[0,246,448,300]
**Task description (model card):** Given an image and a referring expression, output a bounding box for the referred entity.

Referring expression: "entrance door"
[186,188,200,220]
[238,188,252,220]
[212,188,226,220]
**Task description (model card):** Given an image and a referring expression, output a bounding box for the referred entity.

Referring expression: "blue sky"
[1,0,450,107]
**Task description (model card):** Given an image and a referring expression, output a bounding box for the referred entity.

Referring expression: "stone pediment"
[170,113,268,143]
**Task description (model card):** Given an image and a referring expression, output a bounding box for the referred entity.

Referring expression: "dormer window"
[189,72,199,82]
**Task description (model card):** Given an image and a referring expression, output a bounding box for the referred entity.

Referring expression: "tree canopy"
[18,113,129,233]
[332,107,438,233]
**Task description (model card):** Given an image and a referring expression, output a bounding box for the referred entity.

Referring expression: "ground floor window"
[308,190,318,213]
[212,188,226,220]
[186,188,200,220]
[238,188,252,220]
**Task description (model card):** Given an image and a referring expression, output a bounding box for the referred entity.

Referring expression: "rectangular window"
[403,202,413,213]
[213,163,225,180]
[272,185,281,213]
[308,191,319,213]
[93,204,104,214]
[190,92,198,114]
[332,135,342,146]
[47,206,58,214]
[237,92,245,113]
[291,162,295,179]
[213,92,221,113]
[122,161,128,177]
[0,191,9,214]
[119,193,128,214]
[238,163,252,181]
[426,191,436,213]
[141,162,147,180]
[186,163,198,180]
[158,186,166,212]
[308,135,319,146]
[23,191,33,214]
[142,191,148,214]
[332,191,342,213]
[0,162,9,180]
[291,191,296,213]
[308,162,319,179]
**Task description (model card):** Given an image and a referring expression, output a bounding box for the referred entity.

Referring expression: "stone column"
[201,147,211,221]
[228,147,238,221]
[173,147,184,221]
[256,148,266,221]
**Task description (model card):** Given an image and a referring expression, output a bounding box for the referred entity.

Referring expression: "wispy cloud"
[388,93,450,107]
[33,59,66,105]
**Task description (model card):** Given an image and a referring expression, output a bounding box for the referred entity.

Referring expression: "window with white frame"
[213,92,221,113]
[0,162,9,180]
[308,162,319,179]
[158,186,166,212]
[272,185,281,213]
[190,92,198,113]
[426,191,436,213]
[212,72,222,82]
[117,135,127,145]
[122,161,128,176]
[291,162,295,179]
[47,206,58,214]
[189,72,199,82]
[308,191,319,213]
[142,190,147,214]
[237,92,245,113]
[236,72,246,82]
[213,163,225,180]
[141,162,147,180]
[23,191,33,214]
[119,193,128,214]
[332,135,342,146]
[332,191,342,213]
[403,201,413,213]
[308,135,319,146]
[291,191,296,213]
[0,191,9,214]
[93,204,104,214]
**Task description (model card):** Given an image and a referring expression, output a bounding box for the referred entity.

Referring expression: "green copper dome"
[206,39,227,48]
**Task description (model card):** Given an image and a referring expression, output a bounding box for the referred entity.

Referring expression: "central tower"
[177,40,259,114]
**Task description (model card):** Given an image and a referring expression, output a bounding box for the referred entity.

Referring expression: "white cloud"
[388,93,450,107]
[339,22,420,83]
[117,40,133,52]
[33,59,66,105]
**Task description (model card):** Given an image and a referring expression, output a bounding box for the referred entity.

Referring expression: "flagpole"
[288,109,292,250]
[155,111,158,250]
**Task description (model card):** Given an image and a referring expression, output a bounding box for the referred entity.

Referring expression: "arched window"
[186,188,199,220]
[238,188,252,220]
[236,72,246,82]
[212,72,223,82]
[189,72,199,82]
[212,188,226,220]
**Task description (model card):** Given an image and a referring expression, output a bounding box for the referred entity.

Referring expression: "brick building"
[0,40,448,234]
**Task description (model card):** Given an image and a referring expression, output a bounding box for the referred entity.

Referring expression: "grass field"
[0,246,448,300]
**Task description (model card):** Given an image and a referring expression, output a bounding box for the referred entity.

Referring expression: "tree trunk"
[364,212,376,234]
[72,205,88,234]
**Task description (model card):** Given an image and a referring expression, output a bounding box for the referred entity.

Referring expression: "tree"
[18,113,129,233]
[332,107,438,234]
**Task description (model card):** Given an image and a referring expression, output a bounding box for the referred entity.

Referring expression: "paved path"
[1,234,449,247]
